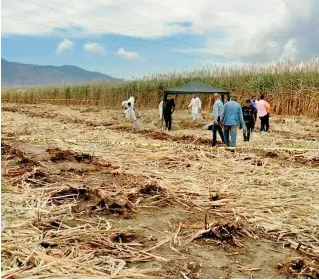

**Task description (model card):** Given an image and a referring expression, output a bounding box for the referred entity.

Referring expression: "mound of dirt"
[49,186,90,205]
[139,183,167,197]
[288,153,319,166]
[91,189,134,217]
[47,148,92,163]
[148,131,170,141]
[189,222,251,246]
[111,231,137,243]
[172,135,211,146]
[21,167,49,186]
[203,224,242,241]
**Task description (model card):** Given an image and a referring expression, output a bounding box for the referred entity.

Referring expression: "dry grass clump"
[277,258,319,279]
[186,222,253,246]
[1,146,177,278]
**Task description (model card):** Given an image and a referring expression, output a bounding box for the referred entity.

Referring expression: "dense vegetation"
[2,59,319,117]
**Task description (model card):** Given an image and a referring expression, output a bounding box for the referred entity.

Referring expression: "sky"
[1,0,319,79]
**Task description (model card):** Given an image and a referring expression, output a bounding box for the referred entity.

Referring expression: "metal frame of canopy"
[161,81,231,130]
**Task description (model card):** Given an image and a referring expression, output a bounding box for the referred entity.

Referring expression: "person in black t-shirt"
[163,98,175,131]
[242,100,256,141]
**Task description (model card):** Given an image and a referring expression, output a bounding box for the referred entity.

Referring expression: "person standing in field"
[242,100,256,141]
[250,95,257,107]
[159,100,163,120]
[222,95,246,147]
[250,95,257,127]
[212,93,225,146]
[163,98,175,131]
[158,86,164,120]
[265,97,271,132]
[188,96,201,121]
[255,94,269,132]
[195,97,202,118]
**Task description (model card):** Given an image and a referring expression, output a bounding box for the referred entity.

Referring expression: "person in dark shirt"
[242,100,256,141]
[163,98,175,131]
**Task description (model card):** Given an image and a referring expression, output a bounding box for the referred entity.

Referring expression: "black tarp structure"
[161,81,230,129]
[164,81,230,102]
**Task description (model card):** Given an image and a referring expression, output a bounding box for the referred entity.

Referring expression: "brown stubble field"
[1,103,319,279]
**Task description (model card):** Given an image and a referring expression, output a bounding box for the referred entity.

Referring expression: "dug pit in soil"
[47,148,92,163]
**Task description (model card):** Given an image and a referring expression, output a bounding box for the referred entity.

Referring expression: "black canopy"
[161,81,230,129]
[164,81,230,101]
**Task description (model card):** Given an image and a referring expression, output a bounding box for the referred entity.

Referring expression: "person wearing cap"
[221,95,246,147]
[212,93,225,146]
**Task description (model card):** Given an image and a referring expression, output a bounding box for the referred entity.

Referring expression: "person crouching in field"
[222,95,246,147]
[242,100,256,141]
[122,96,137,121]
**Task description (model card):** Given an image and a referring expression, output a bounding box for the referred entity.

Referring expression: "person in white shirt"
[195,97,201,112]
[188,96,201,121]
[255,94,268,132]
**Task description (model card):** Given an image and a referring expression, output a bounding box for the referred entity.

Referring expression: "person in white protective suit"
[122,100,130,119]
[122,96,137,121]
[158,100,163,120]
[188,96,201,121]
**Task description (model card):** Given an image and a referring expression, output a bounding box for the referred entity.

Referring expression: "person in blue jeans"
[212,93,225,146]
[222,96,246,147]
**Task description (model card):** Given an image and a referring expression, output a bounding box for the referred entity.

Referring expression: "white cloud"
[117,48,138,59]
[2,0,319,63]
[200,0,319,63]
[56,39,73,54]
[83,43,105,54]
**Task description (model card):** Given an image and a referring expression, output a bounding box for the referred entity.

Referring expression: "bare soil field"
[1,103,319,279]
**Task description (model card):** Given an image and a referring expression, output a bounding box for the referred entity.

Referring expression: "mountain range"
[1,59,120,87]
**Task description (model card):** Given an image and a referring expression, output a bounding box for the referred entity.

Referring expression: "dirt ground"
[1,103,319,279]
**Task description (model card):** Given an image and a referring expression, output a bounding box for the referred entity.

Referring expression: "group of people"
[123,93,271,148]
[211,93,271,147]
[159,96,202,131]
[157,93,271,147]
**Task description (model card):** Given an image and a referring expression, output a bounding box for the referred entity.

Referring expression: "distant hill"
[1,59,121,87]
